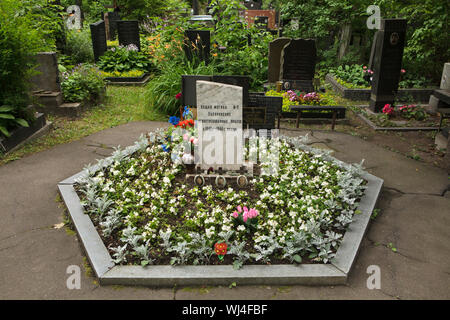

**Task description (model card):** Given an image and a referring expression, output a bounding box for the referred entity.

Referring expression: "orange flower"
[214,242,227,256]
[212,53,217,57]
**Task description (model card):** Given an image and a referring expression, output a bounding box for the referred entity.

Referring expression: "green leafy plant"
[0,105,29,138]
[97,45,153,73]
[145,59,216,115]
[329,64,370,88]
[60,64,105,103]
[65,26,95,64]
[0,0,50,138]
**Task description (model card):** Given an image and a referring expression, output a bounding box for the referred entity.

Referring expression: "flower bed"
[352,104,444,130]
[74,127,367,270]
[326,74,435,103]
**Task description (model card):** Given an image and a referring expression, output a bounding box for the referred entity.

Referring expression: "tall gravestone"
[90,20,107,62]
[184,30,211,65]
[279,38,316,92]
[107,11,120,40]
[31,52,61,93]
[196,81,243,171]
[268,37,291,83]
[117,20,140,50]
[369,19,407,113]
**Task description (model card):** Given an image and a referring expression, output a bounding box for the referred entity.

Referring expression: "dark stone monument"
[245,94,282,130]
[184,30,211,65]
[369,19,407,112]
[108,11,120,40]
[117,20,140,50]
[244,1,262,10]
[90,20,107,62]
[181,75,213,108]
[279,39,317,92]
[268,37,291,83]
[181,75,250,107]
[31,52,61,92]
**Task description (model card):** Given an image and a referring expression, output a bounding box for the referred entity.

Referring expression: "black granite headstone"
[245,94,282,130]
[90,20,107,62]
[108,11,120,40]
[117,20,140,50]
[279,39,316,92]
[244,1,262,10]
[184,30,211,65]
[181,75,213,107]
[181,75,250,107]
[369,19,407,112]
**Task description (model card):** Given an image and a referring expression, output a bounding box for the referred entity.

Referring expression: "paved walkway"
[0,122,448,299]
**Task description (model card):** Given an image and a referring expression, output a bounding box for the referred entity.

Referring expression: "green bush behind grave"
[0,0,55,138]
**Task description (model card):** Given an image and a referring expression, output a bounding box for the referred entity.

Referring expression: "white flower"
[237,225,246,232]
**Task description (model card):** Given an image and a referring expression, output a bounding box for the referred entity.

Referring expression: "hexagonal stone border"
[58,140,383,286]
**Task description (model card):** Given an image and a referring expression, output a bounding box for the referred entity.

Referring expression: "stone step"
[32,91,63,108]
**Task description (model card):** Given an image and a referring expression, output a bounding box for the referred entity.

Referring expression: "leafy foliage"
[60,64,105,103]
[97,45,153,73]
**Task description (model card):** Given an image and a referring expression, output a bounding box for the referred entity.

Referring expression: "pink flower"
[242,211,248,223]
[232,211,239,218]
[382,104,394,116]
[237,205,242,213]
[363,66,367,70]
[243,206,248,212]
[192,138,198,145]
[183,133,189,141]
[401,69,406,74]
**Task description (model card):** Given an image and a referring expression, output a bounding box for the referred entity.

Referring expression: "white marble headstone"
[196,80,243,171]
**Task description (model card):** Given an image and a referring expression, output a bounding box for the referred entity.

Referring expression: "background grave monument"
[184,30,211,65]
[369,19,407,113]
[268,37,291,83]
[90,20,107,62]
[279,38,317,92]
[117,20,140,50]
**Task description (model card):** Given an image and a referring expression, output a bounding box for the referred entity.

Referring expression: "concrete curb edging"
[58,141,383,287]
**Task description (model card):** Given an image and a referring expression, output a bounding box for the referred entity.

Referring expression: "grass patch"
[0,86,167,166]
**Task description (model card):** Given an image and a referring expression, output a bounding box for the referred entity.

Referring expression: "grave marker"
[196,81,243,171]
[90,20,107,62]
[117,20,140,50]
[369,19,407,112]
[268,37,291,83]
[184,30,211,65]
[31,52,61,92]
[279,38,316,92]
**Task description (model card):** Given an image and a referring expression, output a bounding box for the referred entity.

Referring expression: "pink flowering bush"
[232,205,259,232]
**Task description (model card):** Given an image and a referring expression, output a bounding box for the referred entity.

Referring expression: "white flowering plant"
[75,130,367,269]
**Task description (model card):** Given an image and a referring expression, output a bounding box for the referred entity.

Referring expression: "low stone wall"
[325,74,435,103]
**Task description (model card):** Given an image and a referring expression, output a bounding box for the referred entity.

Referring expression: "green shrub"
[0,0,50,138]
[97,45,153,73]
[60,64,105,103]
[65,27,94,64]
[145,60,216,115]
[329,64,371,88]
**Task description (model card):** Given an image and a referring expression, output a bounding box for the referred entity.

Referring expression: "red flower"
[175,92,182,100]
[382,104,394,116]
[400,69,406,74]
[214,242,227,256]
